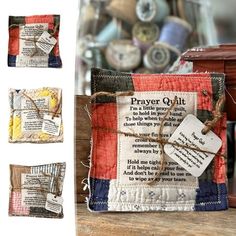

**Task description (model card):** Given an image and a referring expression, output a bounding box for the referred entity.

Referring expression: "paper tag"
[45,193,63,214]
[164,114,222,177]
[42,114,61,136]
[36,31,57,54]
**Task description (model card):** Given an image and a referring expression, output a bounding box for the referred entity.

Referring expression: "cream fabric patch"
[117,91,197,186]
[16,23,49,67]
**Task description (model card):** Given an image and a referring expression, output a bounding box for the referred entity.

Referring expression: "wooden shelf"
[76,204,236,236]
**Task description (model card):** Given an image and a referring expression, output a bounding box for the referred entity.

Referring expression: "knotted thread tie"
[9,23,59,57]
[11,92,62,120]
[91,91,226,184]
[11,163,63,199]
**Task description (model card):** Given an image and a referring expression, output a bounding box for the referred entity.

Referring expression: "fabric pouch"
[9,87,63,143]
[8,15,62,68]
[9,162,66,218]
[88,68,227,212]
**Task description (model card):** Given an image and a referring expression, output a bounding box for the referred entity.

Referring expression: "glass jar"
[75,0,218,95]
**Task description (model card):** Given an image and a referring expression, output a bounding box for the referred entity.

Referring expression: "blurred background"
[75,0,236,95]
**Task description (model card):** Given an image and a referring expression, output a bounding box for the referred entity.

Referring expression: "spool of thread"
[136,0,170,23]
[132,21,159,53]
[82,48,106,68]
[106,40,141,71]
[159,16,192,52]
[106,0,137,25]
[143,42,180,72]
[144,43,170,72]
[162,42,181,71]
[96,18,130,44]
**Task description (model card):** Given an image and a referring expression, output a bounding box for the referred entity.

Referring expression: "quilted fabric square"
[9,87,63,143]
[8,15,62,68]
[9,162,66,218]
[88,68,228,212]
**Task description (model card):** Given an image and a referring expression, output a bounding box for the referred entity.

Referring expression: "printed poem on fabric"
[21,97,49,132]
[21,174,50,207]
[17,24,48,67]
[117,91,197,185]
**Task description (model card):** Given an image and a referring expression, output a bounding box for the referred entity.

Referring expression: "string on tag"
[9,23,59,57]
[201,95,225,135]
[225,87,236,105]
[151,95,177,184]
[81,178,89,191]
[81,161,90,169]
[11,163,63,198]
[83,105,92,121]
[91,91,134,101]
[91,91,226,183]
[9,23,25,29]
[11,92,62,120]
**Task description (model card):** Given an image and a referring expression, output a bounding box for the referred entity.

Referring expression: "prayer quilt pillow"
[9,162,66,218]
[9,87,63,143]
[88,68,227,212]
[8,15,62,68]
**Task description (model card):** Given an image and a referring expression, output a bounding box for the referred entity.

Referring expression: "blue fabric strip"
[48,55,62,68]
[88,178,110,211]
[195,181,228,211]
[8,55,16,67]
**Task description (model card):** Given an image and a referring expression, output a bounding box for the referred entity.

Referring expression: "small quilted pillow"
[9,163,66,218]
[8,15,62,68]
[9,87,63,143]
[88,68,227,212]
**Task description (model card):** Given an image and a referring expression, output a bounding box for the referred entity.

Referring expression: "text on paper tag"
[45,193,63,214]
[36,31,57,54]
[164,114,222,177]
[42,114,61,136]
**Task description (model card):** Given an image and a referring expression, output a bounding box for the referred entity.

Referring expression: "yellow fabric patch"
[38,89,51,97]
[12,116,22,139]
[50,96,58,109]
[9,116,13,137]
[39,132,50,141]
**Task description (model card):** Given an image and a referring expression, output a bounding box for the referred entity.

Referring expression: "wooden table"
[76,204,236,236]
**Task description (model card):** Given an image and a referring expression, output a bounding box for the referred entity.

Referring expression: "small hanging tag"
[45,193,63,214]
[164,114,222,177]
[42,114,61,136]
[36,31,57,54]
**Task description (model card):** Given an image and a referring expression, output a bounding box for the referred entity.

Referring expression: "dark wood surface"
[225,61,236,84]
[192,61,225,74]
[182,44,236,61]
[75,96,91,202]
[76,204,236,236]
